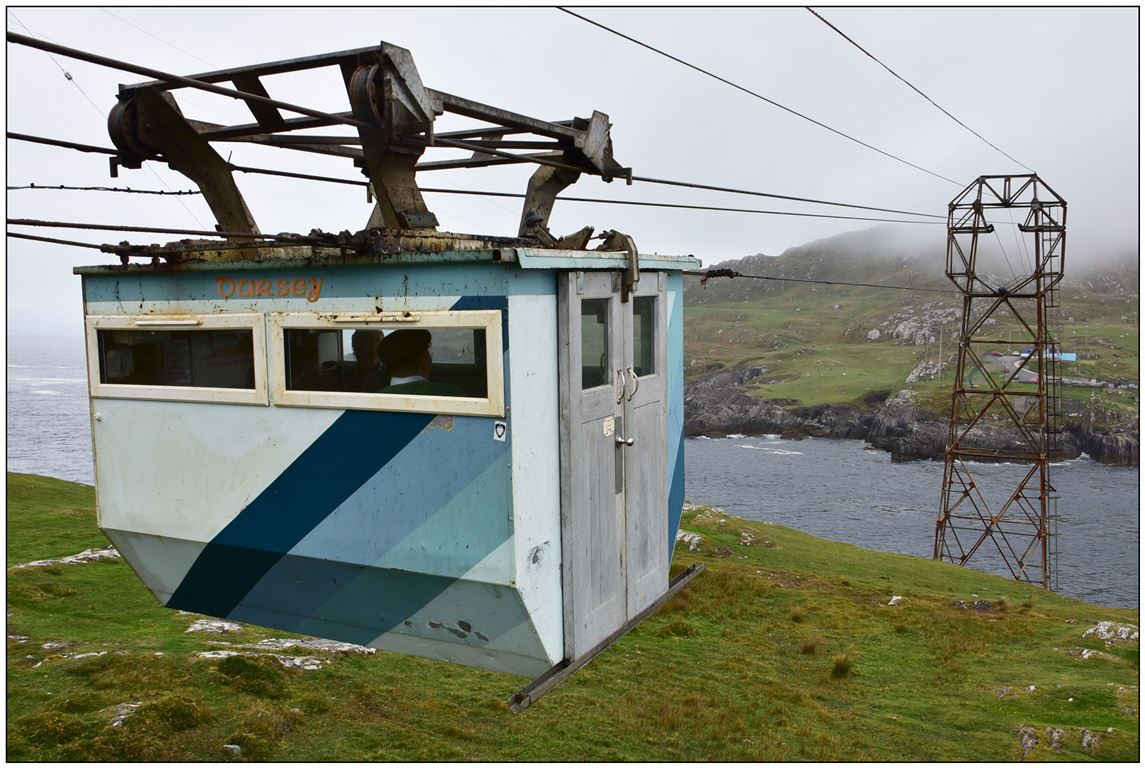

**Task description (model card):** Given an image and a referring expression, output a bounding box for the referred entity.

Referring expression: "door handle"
[615,435,635,447]
[615,368,627,404]
[626,367,640,401]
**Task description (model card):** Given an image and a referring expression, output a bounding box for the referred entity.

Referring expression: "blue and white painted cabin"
[77,234,698,677]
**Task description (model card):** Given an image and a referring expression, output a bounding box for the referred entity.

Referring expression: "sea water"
[685,434,1139,608]
[6,335,1140,608]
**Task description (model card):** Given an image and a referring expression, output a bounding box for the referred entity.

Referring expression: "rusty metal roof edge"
[72,248,501,275]
[72,232,698,275]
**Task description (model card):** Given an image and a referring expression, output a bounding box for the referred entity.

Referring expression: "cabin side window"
[97,329,255,389]
[283,327,488,398]
[84,314,268,405]
[270,311,504,417]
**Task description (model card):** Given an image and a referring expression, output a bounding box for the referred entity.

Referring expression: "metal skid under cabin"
[76,41,700,696]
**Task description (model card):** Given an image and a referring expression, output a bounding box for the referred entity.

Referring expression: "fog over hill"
[687,225,1138,305]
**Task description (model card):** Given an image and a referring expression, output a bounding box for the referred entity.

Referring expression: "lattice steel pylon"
[933,175,1066,590]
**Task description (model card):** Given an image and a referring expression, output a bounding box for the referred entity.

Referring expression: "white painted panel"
[370,627,551,678]
[101,529,206,605]
[506,291,565,663]
[367,579,554,675]
[92,399,340,541]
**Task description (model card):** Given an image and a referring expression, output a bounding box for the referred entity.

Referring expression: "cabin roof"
[73,229,698,275]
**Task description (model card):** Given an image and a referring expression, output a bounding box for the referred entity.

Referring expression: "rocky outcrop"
[876,304,962,346]
[789,402,871,439]
[864,390,947,461]
[1064,423,1139,465]
[683,367,805,437]
[684,369,1138,464]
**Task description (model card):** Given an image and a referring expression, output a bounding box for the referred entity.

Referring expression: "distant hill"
[686,226,946,306]
[681,226,1139,463]
[686,225,1139,306]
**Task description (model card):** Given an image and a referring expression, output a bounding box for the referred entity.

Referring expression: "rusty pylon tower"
[933,175,1066,590]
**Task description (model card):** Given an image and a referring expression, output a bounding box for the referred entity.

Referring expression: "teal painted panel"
[228,558,551,672]
[292,416,512,576]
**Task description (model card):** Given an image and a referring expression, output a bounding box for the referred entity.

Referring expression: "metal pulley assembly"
[103,40,635,247]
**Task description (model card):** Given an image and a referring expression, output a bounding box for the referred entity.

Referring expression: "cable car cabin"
[76,234,698,678]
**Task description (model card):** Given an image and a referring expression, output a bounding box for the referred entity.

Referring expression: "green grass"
[685,292,927,406]
[684,285,1138,421]
[7,473,1139,761]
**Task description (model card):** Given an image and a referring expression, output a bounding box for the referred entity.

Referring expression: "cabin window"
[631,295,657,378]
[97,329,255,388]
[270,310,504,417]
[580,299,610,389]
[84,314,268,405]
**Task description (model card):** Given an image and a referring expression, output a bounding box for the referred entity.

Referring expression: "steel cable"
[806,7,1035,173]
[685,267,958,294]
[557,7,962,186]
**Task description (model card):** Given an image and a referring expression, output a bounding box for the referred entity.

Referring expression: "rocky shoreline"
[684,367,1139,465]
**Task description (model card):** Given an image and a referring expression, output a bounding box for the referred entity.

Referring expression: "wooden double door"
[558,270,668,660]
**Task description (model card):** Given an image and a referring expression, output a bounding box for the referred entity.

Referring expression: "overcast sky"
[5,5,1139,336]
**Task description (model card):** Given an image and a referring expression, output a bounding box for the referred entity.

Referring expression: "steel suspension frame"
[933,175,1066,590]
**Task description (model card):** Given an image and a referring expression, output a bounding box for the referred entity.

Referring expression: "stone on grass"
[676,531,704,552]
[1080,728,1102,753]
[252,638,375,655]
[108,702,142,728]
[1082,621,1139,646]
[1017,727,1038,758]
[11,546,120,570]
[186,619,244,634]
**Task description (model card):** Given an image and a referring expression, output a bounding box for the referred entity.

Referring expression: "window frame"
[268,310,505,417]
[630,293,659,380]
[84,313,269,405]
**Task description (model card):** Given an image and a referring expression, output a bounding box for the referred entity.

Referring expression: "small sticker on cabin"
[493,421,507,442]
[602,416,615,437]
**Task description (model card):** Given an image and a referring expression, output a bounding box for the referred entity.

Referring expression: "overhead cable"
[421,187,938,226]
[9,131,945,222]
[687,267,957,294]
[6,31,377,131]
[630,174,944,220]
[8,217,273,239]
[98,8,215,69]
[806,8,1035,173]
[6,11,105,117]
[5,231,307,256]
[557,7,962,186]
[436,136,943,220]
[7,131,115,155]
[9,183,201,195]
[7,231,108,250]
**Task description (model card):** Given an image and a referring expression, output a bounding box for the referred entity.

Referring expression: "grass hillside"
[6,472,1139,761]
[685,228,1140,421]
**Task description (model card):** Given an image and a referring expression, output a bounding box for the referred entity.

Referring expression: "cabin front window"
[283,327,488,398]
[270,310,504,417]
[84,314,268,405]
[97,329,255,389]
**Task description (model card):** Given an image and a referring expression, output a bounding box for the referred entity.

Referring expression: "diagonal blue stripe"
[237,419,510,632]
[167,410,432,617]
